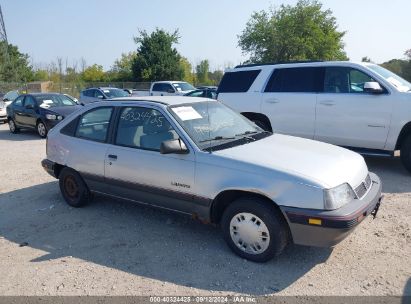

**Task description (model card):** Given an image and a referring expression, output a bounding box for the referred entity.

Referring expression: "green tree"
[180,57,195,84]
[110,51,137,81]
[209,70,224,85]
[196,60,212,85]
[32,69,49,81]
[131,29,184,81]
[238,0,347,63]
[0,41,33,82]
[81,64,105,82]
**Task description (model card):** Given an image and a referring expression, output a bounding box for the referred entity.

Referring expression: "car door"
[21,95,38,127]
[104,105,198,214]
[315,66,391,149]
[66,106,115,191]
[261,67,322,139]
[11,96,26,125]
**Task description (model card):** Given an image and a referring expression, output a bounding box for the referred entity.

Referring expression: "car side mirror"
[25,104,34,109]
[364,82,384,94]
[160,139,188,154]
[167,89,175,93]
[97,95,105,99]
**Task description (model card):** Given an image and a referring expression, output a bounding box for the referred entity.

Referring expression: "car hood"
[214,134,368,189]
[43,105,83,116]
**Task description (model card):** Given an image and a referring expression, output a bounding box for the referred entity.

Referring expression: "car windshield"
[172,82,195,92]
[4,90,19,101]
[169,101,265,150]
[367,64,411,92]
[101,88,130,98]
[35,94,77,108]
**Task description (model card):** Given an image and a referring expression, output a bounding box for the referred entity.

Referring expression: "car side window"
[152,83,162,91]
[324,67,379,94]
[76,107,113,142]
[115,107,179,151]
[23,96,36,108]
[165,84,175,92]
[265,67,322,93]
[94,90,105,98]
[13,96,24,106]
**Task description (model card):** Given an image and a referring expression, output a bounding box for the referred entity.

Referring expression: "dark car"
[6,93,82,138]
[184,88,217,99]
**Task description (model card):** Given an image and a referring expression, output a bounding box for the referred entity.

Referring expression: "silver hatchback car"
[42,97,382,262]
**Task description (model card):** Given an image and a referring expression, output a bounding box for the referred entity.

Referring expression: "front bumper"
[280,172,382,247]
[41,159,57,178]
[44,119,60,131]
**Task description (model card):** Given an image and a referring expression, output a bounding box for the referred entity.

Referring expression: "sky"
[2,0,411,71]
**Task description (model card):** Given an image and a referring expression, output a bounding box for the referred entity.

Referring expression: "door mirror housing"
[160,139,188,154]
[364,82,384,94]
[167,89,175,94]
[25,104,34,109]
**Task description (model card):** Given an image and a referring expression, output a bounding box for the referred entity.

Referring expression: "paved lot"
[0,123,410,296]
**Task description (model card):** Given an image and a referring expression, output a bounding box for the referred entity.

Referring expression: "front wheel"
[221,197,289,262]
[59,167,91,207]
[400,134,411,173]
[37,121,47,138]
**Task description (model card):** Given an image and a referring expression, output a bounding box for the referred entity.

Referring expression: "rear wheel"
[8,119,20,133]
[221,197,289,262]
[400,134,411,173]
[59,167,91,207]
[37,121,47,138]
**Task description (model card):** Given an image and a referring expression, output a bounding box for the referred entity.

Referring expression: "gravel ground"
[0,123,410,297]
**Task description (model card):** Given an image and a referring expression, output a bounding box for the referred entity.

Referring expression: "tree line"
[0,0,410,85]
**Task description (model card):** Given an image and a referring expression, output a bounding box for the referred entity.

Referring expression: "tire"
[8,119,20,133]
[59,167,91,208]
[400,134,411,173]
[221,197,289,262]
[252,119,270,132]
[37,121,47,138]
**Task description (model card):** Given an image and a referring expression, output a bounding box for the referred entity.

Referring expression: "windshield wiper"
[200,136,236,143]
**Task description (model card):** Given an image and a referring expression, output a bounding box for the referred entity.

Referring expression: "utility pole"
[0,4,14,82]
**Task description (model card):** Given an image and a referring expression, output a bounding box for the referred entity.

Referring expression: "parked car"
[197,85,218,90]
[184,88,217,99]
[79,87,130,104]
[41,96,382,262]
[132,81,196,97]
[0,100,7,123]
[3,90,19,103]
[7,93,82,137]
[217,61,411,172]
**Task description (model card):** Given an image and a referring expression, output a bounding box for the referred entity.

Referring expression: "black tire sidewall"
[59,168,89,207]
[221,197,288,262]
[401,135,411,173]
[9,119,19,133]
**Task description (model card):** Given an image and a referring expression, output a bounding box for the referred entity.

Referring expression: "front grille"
[354,174,372,199]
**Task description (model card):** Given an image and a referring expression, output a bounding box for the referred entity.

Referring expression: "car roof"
[27,92,62,96]
[107,96,211,106]
[230,60,370,71]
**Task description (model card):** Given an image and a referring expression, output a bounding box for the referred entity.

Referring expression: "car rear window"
[218,70,261,93]
[265,67,323,93]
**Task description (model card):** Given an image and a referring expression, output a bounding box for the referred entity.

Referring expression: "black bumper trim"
[41,159,57,178]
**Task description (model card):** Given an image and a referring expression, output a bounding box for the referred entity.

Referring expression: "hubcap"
[9,120,15,132]
[64,175,78,199]
[38,123,46,137]
[230,212,270,255]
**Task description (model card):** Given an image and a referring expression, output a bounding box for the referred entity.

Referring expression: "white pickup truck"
[217,61,411,172]
[132,81,196,97]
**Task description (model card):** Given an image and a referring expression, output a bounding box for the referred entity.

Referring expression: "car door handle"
[266,98,279,104]
[319,101,335,106]
[108,154,117,160]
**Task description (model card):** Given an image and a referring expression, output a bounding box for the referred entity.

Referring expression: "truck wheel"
[37,121,47,138]
[221,197,289,262]
[59,167,91,207]
[8,119,20,133]
[400,134,411,173]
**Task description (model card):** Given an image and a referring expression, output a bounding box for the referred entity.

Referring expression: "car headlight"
[45,114,63,120]
[323,183,356,210]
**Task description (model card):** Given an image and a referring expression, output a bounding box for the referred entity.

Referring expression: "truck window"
[265,67,322,93]
[324,67,380,94]
[218,70,261,93]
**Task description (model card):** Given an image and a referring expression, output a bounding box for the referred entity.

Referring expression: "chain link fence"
[0,81,153,98]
